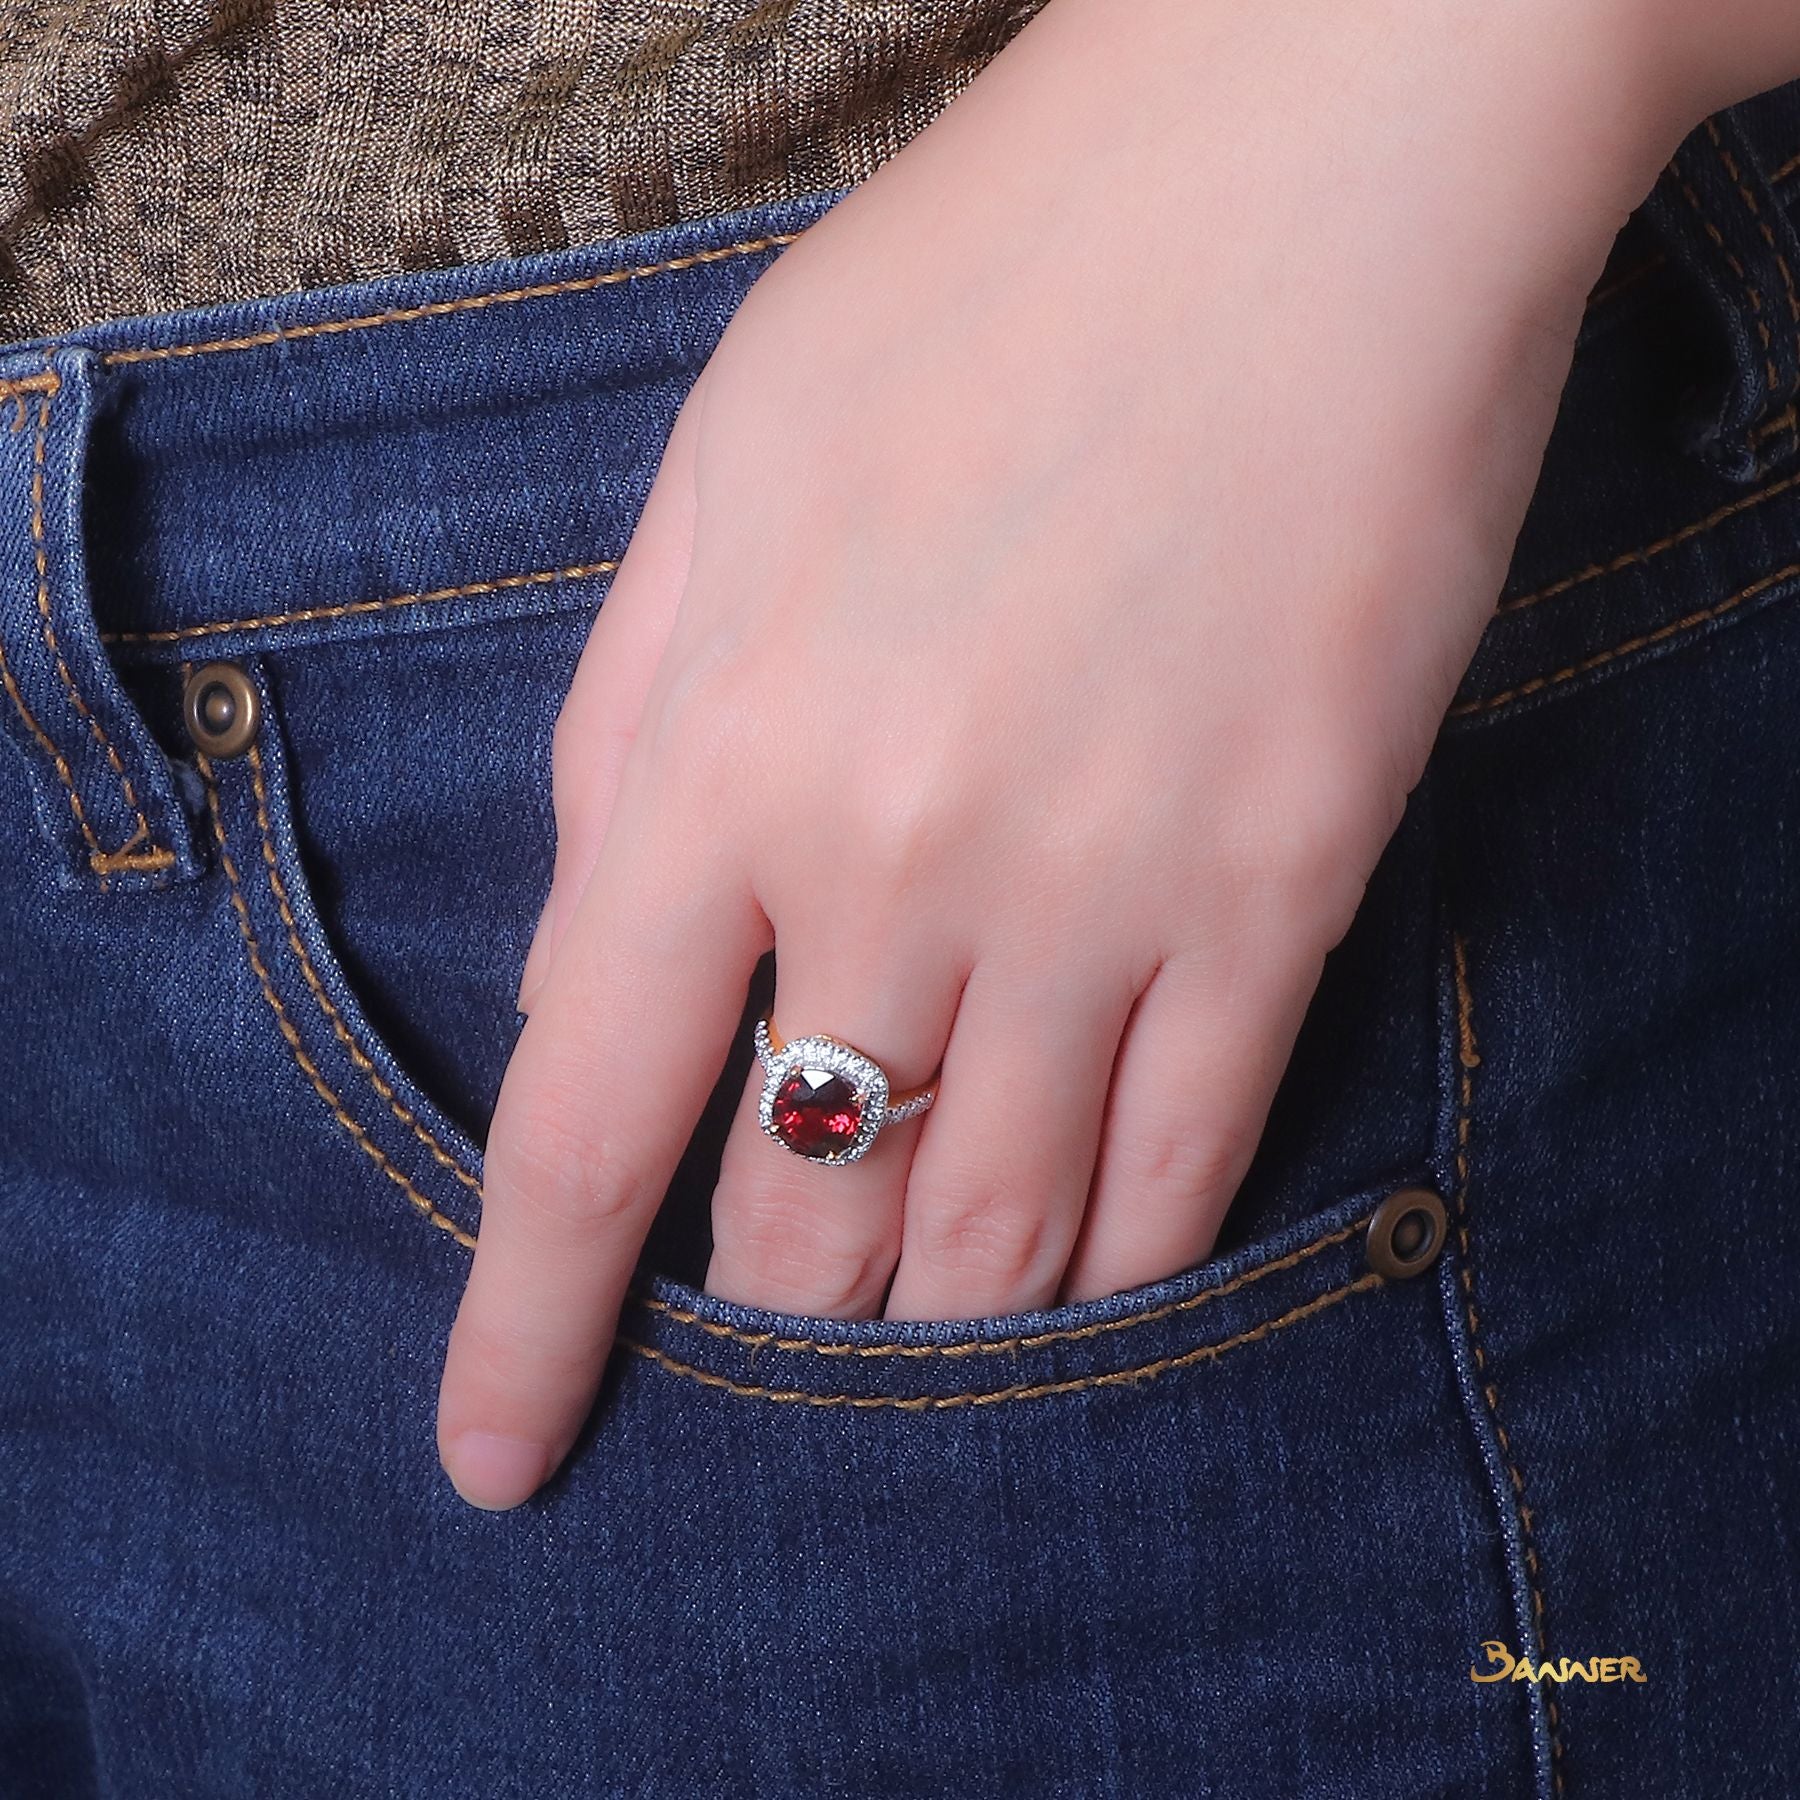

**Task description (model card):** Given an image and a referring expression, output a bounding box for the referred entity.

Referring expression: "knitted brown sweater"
[0,0,1048,344]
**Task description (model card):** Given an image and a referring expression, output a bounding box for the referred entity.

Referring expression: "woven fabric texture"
[0,0,1049,343]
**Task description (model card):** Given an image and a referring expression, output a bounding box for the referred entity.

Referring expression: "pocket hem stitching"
[616,1271,1388,1410]
[631,1211,1372,1361]
[198,744,480,1252]
[236,736,486,1201]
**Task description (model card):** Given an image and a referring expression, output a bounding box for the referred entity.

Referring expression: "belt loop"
[0,343,200,890]
[1640,105,1800,483]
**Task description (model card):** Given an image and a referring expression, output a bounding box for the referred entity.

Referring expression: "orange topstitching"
[27,366,171,872]
[100,232,804,367]
[1447,932,1565,1792]
[615,1273,1387,1409]
[198,740,479,1252]
[636,1213,1369,1359]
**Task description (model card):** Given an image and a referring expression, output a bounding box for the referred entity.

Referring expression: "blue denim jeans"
[2,84,1799,1800]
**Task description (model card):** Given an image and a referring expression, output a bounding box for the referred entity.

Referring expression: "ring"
[753,1010,938,1165]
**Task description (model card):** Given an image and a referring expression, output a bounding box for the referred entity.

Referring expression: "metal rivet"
[1365,1185,1448,1280]
[182,661,261,759]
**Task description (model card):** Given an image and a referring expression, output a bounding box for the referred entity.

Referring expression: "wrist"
[1009,0,1704,293]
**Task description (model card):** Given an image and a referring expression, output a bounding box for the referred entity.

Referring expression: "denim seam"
[96,232,804,368]
[1706,117,1800,367]
[99,558,619,647]
[634,1212,1372,1359]
[0,624,105,865]
[1452,557,1800,719]
[0,374,110,871]
[198,743,479,1251]
[1445,931,1567,1796]
[25,365,172,876]
[616,1273,1387,1409]
[1498,465,1800,614]
[242,740,484,1198]
[1779,151,1800,185]
[1674,142,1781,395]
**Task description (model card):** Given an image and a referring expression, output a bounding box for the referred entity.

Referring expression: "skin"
[436,0,1800,1509]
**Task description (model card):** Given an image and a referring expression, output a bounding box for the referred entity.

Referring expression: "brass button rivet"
[182,661,261,760]
[1365,1185,1449,1280]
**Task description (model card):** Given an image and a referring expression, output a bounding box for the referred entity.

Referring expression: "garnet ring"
[753,1012,938,1166]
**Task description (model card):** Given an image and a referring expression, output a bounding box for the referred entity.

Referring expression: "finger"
[882,954,1140,1321]
[439,782,768,1510]
[1059,944,1321,1304]
[516,367,711,1011]
[704,923,963,1318]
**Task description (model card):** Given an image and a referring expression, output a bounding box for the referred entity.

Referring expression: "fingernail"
[515,890,558,1015]
[444,1430,549,1511]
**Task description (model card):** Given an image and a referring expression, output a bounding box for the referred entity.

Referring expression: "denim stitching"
[26,367,171,874]
[634,1213,1370,1358]
[0,368,111,872]
[243,740,484,1196]
[1777,152,1800,186]
[1585,255,1666,311]
[0,633,107,864]
[1452,559,1800,718]
[100,558,618,646]
[0,370,59,404]
[1754,402,1799,449]
[1449,933,1566,1792]
[99,232,804,367]
[1673,144,1780,393]
[1497,466,1800,615]
[198,739,478,1251]
[617,1273,1387,1408]
[1706,117,1800,365]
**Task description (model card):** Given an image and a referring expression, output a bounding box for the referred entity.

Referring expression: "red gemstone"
[771,1067,865,1159]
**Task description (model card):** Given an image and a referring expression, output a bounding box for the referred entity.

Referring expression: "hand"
[436,0,1706,1509]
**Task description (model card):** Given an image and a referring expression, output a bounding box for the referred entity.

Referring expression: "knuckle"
[1227,744,1384,944]
[840,728,980,900]
[486,1088,652,1243]
[910,1170,1061,1294]
[711,1183,894,1316]
[867,770,961,876]
[1106,1117,1251,1212]
[651,648,758,787]
[550,705,632,815]
[454,1305,599,1397]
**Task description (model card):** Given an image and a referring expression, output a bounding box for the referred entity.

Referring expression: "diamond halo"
[753,1016,935,1166]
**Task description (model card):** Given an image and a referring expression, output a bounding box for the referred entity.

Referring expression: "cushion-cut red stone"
[771,1067,864,1159]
